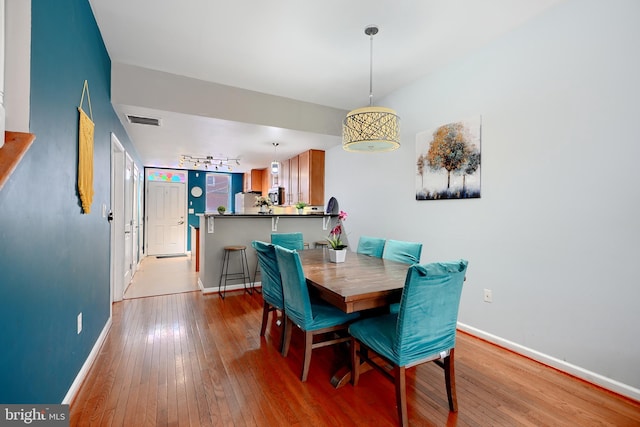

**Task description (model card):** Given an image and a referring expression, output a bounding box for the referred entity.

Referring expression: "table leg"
[330,361,373,388]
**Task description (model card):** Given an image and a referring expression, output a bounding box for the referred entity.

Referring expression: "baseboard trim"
[200,281,261,294]
[62,317,112,404]
[457,322,640,402]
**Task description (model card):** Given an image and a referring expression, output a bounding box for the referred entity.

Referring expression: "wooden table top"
[297,249,409,313]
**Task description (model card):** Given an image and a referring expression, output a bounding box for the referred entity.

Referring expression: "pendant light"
[270,142,280,175]
[343,25,400,152]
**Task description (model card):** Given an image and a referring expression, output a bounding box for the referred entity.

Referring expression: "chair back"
[394,260,468,366]
[252,241,284,309]
[382,239,423,264]
[274,245,313,328]
[271,232,304,251]
[357,236,386,258]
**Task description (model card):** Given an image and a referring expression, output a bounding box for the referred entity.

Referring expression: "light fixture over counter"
[179,154,240,171]
[270,142,280,175]
[343,25,400,153]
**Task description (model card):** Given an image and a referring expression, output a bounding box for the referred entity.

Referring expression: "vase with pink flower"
[326,210,348,263]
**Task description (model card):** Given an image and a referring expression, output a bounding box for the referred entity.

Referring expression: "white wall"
[4,0,30,132]
[326,0,640,399]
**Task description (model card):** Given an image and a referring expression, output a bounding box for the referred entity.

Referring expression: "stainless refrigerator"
[234,192,261,214]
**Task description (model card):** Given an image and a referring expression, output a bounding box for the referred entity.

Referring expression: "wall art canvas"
[416,116,481,200]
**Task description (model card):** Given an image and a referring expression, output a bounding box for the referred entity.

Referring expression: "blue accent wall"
[186,171,244,250]
[187,170,206,250]
[0,0,141,403]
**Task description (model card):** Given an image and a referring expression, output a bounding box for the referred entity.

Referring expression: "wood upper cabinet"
[289,155,299,205]
[243,169,264,193]
[280,159,290,205]
[298,149,325,206]
[261,168,270,196]
[274,149,325,206]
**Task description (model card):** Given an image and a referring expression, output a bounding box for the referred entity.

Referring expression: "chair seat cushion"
[349,314,398,363]
[306,299,360,331]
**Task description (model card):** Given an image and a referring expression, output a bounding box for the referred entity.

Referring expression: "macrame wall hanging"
[78,80,95,214]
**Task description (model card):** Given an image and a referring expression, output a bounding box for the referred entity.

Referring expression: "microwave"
[268,187,284,205]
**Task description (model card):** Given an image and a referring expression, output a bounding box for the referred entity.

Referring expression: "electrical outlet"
[483,289,493,303]
[77,312,83,334]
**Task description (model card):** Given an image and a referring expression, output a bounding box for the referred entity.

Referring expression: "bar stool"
[314,240,329,256]
[252,257,262,294]
[218,245,252,299]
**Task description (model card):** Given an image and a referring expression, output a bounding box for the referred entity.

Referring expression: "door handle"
[178,220,185,225]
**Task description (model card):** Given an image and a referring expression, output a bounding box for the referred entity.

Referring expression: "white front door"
[147,181,187,255]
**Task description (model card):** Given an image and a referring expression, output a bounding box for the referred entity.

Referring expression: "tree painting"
[416,116,481,200]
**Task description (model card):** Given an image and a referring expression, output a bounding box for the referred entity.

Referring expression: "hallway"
[124,254,199,299]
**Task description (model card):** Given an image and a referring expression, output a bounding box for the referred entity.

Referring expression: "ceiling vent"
[126,115,161,126]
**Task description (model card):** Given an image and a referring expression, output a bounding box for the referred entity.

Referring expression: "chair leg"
[350,337,360,386]
[260,302,270,337]
[276,311,285,354]
[444,349,458,412]
[301,331,314,382]
[395,365,408,427]
[281,317,293,357]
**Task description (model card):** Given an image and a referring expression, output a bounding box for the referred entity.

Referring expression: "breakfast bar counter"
[197,213,338,294]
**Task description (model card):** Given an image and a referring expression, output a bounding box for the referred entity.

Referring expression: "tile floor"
[123,254,199,299]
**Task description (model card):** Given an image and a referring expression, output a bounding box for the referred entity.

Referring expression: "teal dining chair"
[349,260,468,427]
[274,245,360,382]
[252,240,285,351]
[382,239,422,264]
[271,232,304,251]
[383,239,423,313]
[357,236,386,258]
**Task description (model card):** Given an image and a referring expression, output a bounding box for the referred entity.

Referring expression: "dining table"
[297,248,409,313]
[296,248,411,387]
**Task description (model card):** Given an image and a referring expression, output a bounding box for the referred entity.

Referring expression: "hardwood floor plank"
[70,288,640,426]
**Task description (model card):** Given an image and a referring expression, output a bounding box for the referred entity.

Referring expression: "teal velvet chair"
[357,236,386,258]
[274,245,360,382]
[383,239,423,314]
[382,239,422,264]
[349,260,468,427]
[271,232,304,251]
[252,240,285,351]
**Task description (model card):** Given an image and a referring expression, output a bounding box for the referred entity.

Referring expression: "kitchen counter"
[197,213,342,294]
[202,213,333,217]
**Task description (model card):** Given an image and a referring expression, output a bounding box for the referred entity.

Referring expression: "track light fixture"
[179,154,240,171]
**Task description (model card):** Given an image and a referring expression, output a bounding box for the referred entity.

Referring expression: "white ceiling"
[89,0,565,172]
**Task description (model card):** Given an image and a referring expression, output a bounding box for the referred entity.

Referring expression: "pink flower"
[327,210,348,249]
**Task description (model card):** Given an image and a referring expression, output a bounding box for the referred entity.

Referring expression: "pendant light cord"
[369,30,374,107]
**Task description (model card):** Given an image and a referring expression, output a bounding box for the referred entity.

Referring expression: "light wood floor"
[71,288,640,425]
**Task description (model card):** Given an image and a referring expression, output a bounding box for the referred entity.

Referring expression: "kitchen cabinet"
[280,159,290,205]
[298,149,325,206]
[289,155,299,205]
[261,168,270,196]
[243,169,264,193]
[279,150,324,206]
